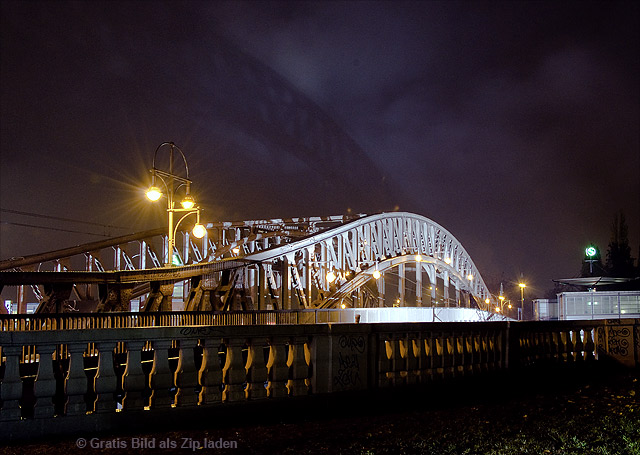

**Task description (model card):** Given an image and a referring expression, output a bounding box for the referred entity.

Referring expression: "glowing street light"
[518,281,526,320]
[145,142,206,265]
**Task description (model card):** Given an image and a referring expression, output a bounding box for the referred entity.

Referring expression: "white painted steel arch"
[243,212,494,311]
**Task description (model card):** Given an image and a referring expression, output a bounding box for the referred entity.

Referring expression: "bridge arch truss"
[241,212,494,312]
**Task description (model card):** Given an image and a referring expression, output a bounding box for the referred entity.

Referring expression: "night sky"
[1,1,638,299]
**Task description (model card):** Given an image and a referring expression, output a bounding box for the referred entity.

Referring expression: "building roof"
[553,277,637,287]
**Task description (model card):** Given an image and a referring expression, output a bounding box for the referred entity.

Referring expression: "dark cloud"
[1,0,638,298]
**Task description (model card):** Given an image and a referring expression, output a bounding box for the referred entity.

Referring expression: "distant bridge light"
[415,254,422,262]
[444,257,451,264]
[372,269,381,279]
[327,271,337,283]
[467,274,474,281]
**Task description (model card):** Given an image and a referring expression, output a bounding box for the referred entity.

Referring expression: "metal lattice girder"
[243,212,495,310]
[1,212,496,314]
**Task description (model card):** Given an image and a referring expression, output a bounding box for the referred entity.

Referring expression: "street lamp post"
[518,282,526,320]
[145,142,206,266]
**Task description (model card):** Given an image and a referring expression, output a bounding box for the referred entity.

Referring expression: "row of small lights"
[326,253,473,284]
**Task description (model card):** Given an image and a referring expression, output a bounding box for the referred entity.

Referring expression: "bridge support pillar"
[377,275,385,307]
[416,264,423,307]
[144,281,174,312]
[97,283,134,312]
[280,256,291,310]
[36,283,73,313]
[443,271,450,306]
[398,263,405,306]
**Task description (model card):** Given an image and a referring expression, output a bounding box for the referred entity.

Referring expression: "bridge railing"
[0,319,638,440]
[0,307,505,333]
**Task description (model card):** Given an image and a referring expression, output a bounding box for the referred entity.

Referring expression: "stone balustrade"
[1,319,638,441]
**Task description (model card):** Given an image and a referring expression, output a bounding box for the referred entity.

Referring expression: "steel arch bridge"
[0,212,495,314]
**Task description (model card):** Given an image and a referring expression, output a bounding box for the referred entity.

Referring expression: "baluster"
[33,344,57,418]
[377,335,392,387]
[583,328,595,362]
[434,335,445,380]
[572,330,584,362]
[421,334,434,383]
[454,335,464,376]
[174,338,199,407]
[478,334,488,372]
[122,341,146,411]
[223,338,248,402]
[391,335,407,386]
[267,336,289,397]
[443,336,455,378]
[488,333,497,370]
[287,336,309,396]
[550,332,560,362]
[406,334,420,384]
[464,335,474,375]
[93,342,117,413]
[495,332,505,369]
[246,339,268,400]
[537,332,545,361]
[198,338,223,405]
[0,346,24,421]
[65,343,88,416]
[472,334,482,374]
[149,339,173,408]
[559,331,569,363]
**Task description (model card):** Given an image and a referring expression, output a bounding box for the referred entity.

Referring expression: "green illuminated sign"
[585,246,597,258]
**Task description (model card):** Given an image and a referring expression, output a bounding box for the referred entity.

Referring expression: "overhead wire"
[0,208,128,230]
[0,221,113,237]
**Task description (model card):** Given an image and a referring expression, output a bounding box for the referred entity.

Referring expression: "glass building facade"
[535,291,640,320]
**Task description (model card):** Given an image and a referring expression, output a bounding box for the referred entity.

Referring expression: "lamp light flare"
[467,274,474,281]
[181,195,195,210]
[192,223,206,239]
[415,254,422,262]
[519,283,526,289]
[146,186,162,201]
[444,257,451,264]
[327,271,337,283]
[372,269,381,280]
